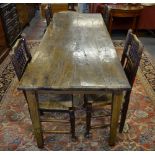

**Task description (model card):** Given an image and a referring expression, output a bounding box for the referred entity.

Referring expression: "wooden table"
[18,12,130,147]
[107,4,144,34]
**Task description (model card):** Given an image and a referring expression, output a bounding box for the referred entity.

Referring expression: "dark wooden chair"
[84,32,143,141]
[119,33,143,133]
[108,7,143,35]
[45,5,53,26]
[10,37,76,142]
[68,3,76,11]
[10,37,32,80]
[47,4,53,19]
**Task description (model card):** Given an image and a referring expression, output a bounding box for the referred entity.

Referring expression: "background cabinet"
[0,3,21,64]
[0,4,21,46]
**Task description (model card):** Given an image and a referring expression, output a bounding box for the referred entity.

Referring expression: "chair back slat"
[10,38,32,80]
[45,5,53,26]
[123,34,143,87]
[121,29,133,66]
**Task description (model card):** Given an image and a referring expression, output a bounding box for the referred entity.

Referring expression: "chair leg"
[40,109,44,115]
[69,108,76,140]
[83,94,87,108]
[121,54,126,66]
[85,103,92,138]
[119,91,131,133]
[108,16,113,36]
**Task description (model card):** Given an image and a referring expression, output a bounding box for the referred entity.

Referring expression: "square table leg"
[109,91,123,146]
[24,90,44,148]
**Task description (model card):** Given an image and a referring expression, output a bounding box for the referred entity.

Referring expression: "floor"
[140,35,155,61]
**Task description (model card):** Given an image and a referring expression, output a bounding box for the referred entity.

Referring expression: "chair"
[47,4,53,18]
[108,6,143,35]
[119,33,143,133]
[84,32,143,142]
[68,3,76,11]
[10,37,76,144]
[45,5,53,26]
[10,37,32,80]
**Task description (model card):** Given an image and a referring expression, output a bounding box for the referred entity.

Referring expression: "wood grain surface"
[18,12,130,92]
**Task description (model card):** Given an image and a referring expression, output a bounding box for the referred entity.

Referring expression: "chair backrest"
[123,34,143,87]
[121,29,133,66]
[47,4,53,18]
[10,37,32,80]
[102,4,109,26]
[45,5,52,26]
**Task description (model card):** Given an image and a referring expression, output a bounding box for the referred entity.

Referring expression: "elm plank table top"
[18,12,130,92]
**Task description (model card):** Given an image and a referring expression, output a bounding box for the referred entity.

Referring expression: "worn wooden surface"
[18,12,130,92]
[25,90,44,148]
[109,92,123,146]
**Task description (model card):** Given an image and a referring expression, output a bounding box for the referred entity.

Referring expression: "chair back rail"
[123,34,143,87]
[45,5,53,26]
[121,29,133,66]
[10,38,32,80]
[119,32,144,133]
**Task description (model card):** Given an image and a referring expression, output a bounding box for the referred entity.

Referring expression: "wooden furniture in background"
[108,4,144,35]
[16,4,36,29]
[51,3,68,14]
[0,4,21,46]
[138,4,155,29]
[89,4,155,30]
[45,5,53,26]
[41,3,68,19]
[40,4,47,18]
[45,7,52,26]
[18,12,130,147]
[0,3,21,64]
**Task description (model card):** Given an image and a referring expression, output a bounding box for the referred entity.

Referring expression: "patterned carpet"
[0,40,155,150]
